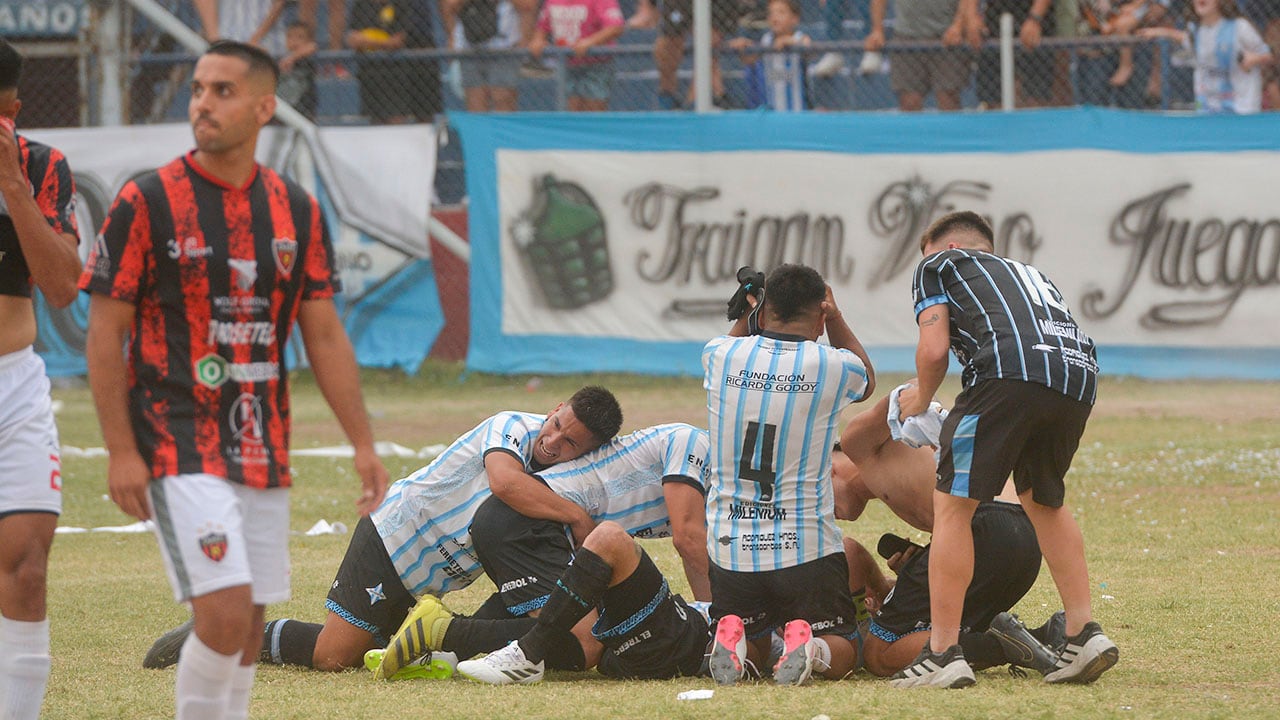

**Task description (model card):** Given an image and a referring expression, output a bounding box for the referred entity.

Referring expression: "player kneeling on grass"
[455,521,710,684]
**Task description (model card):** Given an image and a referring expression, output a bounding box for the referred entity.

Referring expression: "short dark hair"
[568,385,623,443]
[919,210,994,253]
[763,264,826,324]
[771,0,803,17]
[0,39,22,91]
[204,39,280,88]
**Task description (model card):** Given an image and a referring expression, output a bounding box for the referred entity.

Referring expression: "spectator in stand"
[529,0,626,110]
[652,0,744,109]
[1077,0,1170,108]
[975,0,1057,107]
[1263,17,1280,107]
[277,20,319,119]
[443,0,527,112]
[319,0,350,49]
[1139,0,1272,112]
[810,0,859,78]
[729,0,813,110]
[864,0,980,110]
[346,0,443,123]
[194,0,293,55]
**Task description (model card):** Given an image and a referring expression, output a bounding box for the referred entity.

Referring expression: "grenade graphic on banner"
[510,174,613,309]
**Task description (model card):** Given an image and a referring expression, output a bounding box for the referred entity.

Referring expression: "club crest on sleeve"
[272,237,298,278]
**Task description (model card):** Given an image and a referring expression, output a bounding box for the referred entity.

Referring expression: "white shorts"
[0,347,62,517]
[148,473,291,605]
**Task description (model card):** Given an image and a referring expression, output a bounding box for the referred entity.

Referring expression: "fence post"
[1000,12,1014,111]
[693,0,712,113]
[94,1,125,126]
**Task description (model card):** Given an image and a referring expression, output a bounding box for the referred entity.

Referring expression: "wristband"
[1028,11,1044,23]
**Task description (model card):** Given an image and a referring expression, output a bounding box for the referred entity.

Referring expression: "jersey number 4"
[738,421,778,502]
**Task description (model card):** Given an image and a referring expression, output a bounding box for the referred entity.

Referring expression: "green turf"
[41,365,1280,719]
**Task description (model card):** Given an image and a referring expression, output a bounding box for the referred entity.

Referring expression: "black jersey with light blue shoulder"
[911,248,1098,404]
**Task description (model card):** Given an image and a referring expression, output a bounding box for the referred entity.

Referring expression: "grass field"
[42,365,1280,719]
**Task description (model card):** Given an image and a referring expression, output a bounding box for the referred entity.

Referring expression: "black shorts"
[325,515,417,646]
[708,552,859,641]
[660,0,740,37]
[937,379,1092,507]
[470,494,574,616]
[595,550,711,679]
[870,502,1041,641]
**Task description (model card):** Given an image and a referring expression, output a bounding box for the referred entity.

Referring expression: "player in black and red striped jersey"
[80,40,389,720]
[0,38,82,720]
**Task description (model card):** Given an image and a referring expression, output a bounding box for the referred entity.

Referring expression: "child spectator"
[529,0,626,111]
[277,20,319,119]
[1097,1,1169,90]
[1139,0,1272,113]
[730,0,812,110]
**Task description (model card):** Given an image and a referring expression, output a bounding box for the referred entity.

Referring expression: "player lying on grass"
[370,422,711,679]
[452,520,711,684]
[143,387,622,671]
[834,386,1065,682]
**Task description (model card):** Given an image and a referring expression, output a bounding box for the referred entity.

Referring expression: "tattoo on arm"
[920,311,941,327]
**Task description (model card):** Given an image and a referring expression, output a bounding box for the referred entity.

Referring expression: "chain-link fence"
[8,0,1278,126]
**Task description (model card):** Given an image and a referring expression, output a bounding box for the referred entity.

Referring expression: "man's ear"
[256,93,277,126]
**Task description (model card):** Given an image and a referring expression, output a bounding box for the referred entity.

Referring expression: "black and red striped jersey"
[79,152,340,489]
[0,135,80,297]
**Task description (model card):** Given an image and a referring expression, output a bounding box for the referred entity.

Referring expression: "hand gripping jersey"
[539,423,710,539]
[0,136,79,298]
[702,331,869,572]
[373,411,548,596]
[911,248,1098,404]
[79,153,338,488]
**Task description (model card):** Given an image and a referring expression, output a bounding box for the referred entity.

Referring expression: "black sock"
[851,586,869,624]
[439,616,537,660]
[539,628,586,671]
[259,619,321,667]
[517,547,612,664]
[959,631,1006,671]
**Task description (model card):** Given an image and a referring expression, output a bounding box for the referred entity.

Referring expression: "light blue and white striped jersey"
[372,411,545,597]
[702,331,869,572]
[540,423,710,539]
[744,31,810,111]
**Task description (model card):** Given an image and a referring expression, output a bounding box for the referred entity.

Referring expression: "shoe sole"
[773,649,813,686]
[708,644,744,686]
[1046,639,1119,684]
[774,621,815,686]
[365,650,456,681]
[890,660,976,689]
[456,666,542,685]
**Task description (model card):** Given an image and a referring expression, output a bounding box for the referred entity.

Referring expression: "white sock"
[175,632,239,720]
[224,663,256,720]
[0,617,51,720]
[811,637,833,673]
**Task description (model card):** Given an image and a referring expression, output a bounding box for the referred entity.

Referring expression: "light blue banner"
[453,108,1280,379]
